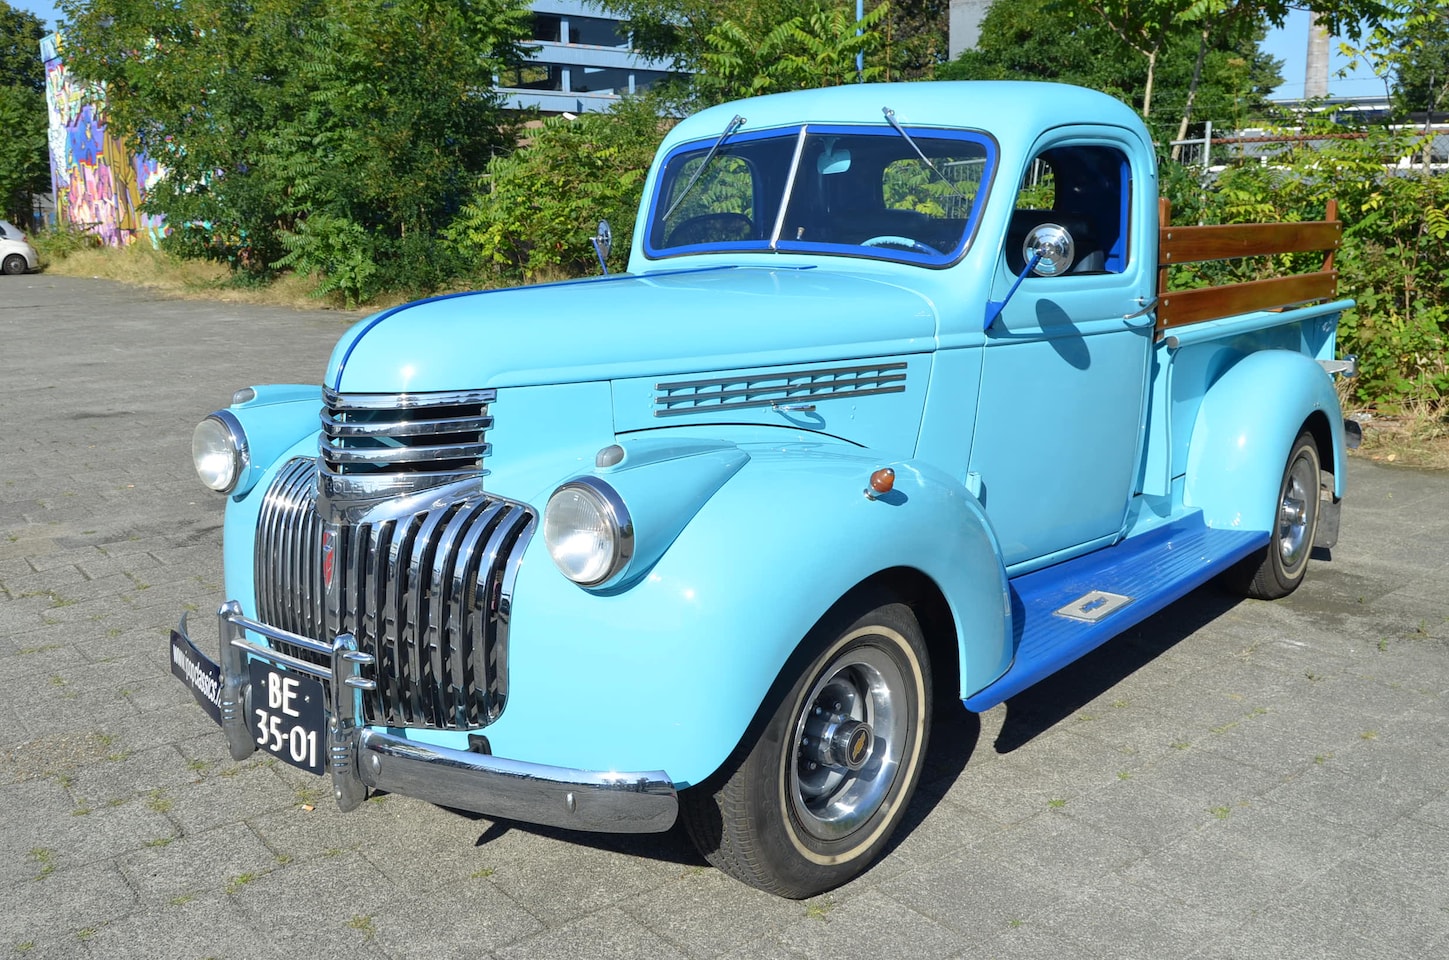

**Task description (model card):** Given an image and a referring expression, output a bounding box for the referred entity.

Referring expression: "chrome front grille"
[319,388,494,517]
[255,457,536,730]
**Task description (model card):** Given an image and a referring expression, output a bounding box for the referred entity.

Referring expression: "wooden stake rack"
[1156,198,1342,334]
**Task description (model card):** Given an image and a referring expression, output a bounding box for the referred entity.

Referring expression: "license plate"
[248,659,327,775]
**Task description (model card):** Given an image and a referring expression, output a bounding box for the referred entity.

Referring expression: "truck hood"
[326,266,940,393]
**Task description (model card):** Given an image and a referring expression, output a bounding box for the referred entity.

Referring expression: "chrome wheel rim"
[1277,452,1317,571]
[789,644,906,842]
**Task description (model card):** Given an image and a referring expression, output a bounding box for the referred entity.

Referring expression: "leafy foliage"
[1,0,45,91]
[939,0,1282,142]
[694,2,887,104]
[0,2,48,224]
[447,98,669,284]
[603,0,922,107]
[58,0,530,292]
[1162,121,1449,408]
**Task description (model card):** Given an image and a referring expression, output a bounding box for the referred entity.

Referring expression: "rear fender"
[1184,350,1345,532]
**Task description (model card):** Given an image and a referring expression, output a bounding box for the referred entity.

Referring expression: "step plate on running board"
[1054,590,1133,623]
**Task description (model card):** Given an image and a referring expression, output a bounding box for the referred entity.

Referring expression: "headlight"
[543,477,633,587]
[192,411,249,494]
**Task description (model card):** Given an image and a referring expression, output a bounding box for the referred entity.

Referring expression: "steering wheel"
[860,235,941,256]
[665,212,754,247]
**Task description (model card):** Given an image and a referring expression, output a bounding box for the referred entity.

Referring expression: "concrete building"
[498,1,678,114]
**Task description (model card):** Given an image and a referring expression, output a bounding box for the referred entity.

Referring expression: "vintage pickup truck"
[171,81,1356,897]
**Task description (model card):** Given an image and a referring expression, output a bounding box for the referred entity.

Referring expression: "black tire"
[1224,429,1321,600]
[681,599,931,898]
[1,254,26,276]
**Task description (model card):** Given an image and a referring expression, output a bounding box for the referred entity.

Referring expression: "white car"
[1,219,39,275]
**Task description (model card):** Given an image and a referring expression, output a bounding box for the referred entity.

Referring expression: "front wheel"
[1,254,26,276]
[1224,429,1322,599]
[681,599,931,898]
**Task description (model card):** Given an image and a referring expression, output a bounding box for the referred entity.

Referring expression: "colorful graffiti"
[42,34,167,247]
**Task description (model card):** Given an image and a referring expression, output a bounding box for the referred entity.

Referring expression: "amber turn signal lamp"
[866,467,895,500]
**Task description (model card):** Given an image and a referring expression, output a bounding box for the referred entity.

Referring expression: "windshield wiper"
[662,114,746,222]
[881,106,976,210]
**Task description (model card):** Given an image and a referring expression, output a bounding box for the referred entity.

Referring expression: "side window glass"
[1005,145,1130,276]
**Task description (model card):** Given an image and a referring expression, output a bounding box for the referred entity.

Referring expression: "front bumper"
[170,603,678,833]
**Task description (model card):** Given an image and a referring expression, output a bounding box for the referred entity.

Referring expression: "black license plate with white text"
[248,659,327,775]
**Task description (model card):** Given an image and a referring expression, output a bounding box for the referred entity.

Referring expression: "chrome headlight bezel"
[543,476,634,587]
[192,410,250,494]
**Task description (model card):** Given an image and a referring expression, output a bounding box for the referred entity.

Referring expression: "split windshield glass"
[644,124,996,267]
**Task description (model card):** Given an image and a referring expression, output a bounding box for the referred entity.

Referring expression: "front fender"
[482,440,1011,788]
[1184,350,1345,532]
[218,384,322,499]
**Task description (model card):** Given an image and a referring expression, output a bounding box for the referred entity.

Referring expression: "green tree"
[1,0,45,90]
[0,1,48,225]
[603,0,912,105]
[1342,1,1449,118]
[939,0,1282,144]
[694,2,888,104]
[58,0,530,297]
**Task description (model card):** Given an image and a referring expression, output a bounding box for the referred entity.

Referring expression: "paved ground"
[2,274,1447,960]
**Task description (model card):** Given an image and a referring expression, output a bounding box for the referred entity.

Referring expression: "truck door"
[968,134,1154,570]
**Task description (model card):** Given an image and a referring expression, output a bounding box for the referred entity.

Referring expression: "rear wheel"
[681,599,931,898]
[2,254,26,275]
[1225,429,1321,599]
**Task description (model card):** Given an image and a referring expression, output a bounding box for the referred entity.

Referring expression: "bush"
[447,98,669,284]
[29,222,104,265]
[1162,124,1449,410]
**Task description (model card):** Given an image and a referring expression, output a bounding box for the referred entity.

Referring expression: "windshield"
[643,124,995,266]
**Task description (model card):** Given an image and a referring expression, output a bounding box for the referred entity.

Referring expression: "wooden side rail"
[1156,198,1342,333]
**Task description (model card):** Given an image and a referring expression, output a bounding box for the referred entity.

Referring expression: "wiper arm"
[881,106,976,210]
[663,114,746,222]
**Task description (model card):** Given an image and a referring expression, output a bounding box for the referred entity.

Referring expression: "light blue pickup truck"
[172,81,1357,897]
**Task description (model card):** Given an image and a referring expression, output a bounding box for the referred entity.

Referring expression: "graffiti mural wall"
[42,35,166,247]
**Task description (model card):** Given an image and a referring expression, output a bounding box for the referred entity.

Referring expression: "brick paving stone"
[2,275,1448,960]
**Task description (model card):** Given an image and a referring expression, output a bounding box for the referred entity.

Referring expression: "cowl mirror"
[1023,223,1075,276]
[591,220,613,274]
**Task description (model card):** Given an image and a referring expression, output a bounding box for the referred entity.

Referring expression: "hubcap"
[1277,452,1317,570]
[789,644,907,842]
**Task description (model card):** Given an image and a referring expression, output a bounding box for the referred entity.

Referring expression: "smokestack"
[1305,12,1330,98]
[949,0,993,59]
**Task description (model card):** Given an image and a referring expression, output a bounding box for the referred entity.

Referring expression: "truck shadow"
[993,584,1244,753]
[449,584,1241,871]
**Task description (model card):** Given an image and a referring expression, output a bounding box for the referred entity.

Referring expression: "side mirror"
[1022,223,1075,276]
[591,220,613,275]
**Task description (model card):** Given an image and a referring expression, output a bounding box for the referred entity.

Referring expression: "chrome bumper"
[172,603,678,833]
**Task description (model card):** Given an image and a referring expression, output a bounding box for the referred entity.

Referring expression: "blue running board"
[962,513,1268,712]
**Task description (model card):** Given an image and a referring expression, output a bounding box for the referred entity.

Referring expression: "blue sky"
[11,0,1387,101]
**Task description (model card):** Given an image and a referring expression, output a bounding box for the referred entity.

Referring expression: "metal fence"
[1169,120,1449,173]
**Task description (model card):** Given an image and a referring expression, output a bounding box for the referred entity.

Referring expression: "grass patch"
[804,897,835,921]
[39,240,381,312]
[346,915,377,941]
[1350,402,1449,471]
[224,872,260,895]
[30,848,56,879]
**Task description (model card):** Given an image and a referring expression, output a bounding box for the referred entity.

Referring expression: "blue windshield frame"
[642,124,998,268]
